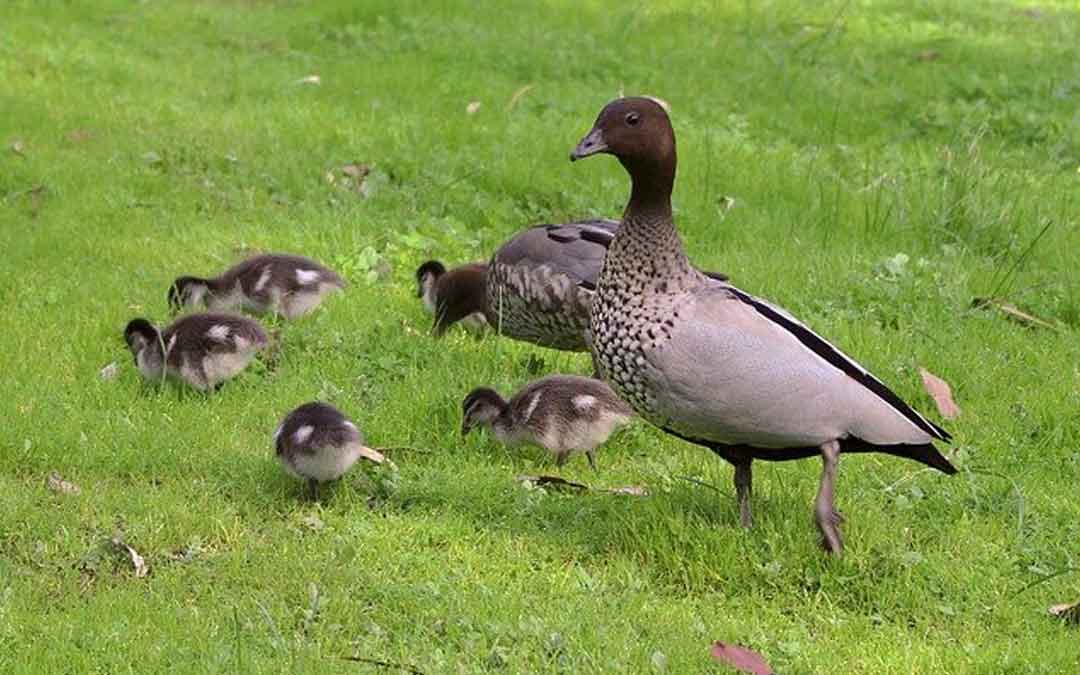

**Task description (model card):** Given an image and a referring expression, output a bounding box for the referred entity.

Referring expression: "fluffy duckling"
[274,401,386,499]
[123,312,268,391]
[461,375,633,469]
[169,253,346,320]
[415,260,489,332]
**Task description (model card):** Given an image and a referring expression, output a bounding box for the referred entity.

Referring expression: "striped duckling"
[169,253,346,320]
[415,260,489,332]
[571,97,956,554]
[123,312,268,391]
[461,374,633,470]
[274,401,386,499]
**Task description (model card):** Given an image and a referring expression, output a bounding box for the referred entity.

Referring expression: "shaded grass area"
[2,0,1079,671]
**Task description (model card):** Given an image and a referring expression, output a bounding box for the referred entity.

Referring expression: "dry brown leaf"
[46,471,81,495]
[506,83,535,110]
[99,362,119,381]
[710,641,773,674]
[1049,600,1080,625]
[915,50,942,62]
[65,129,93,143]
[111,536,149,578]
[341,163,370,194]
[466,101,481,115]
[297,74,321,85]
[11,139,26,157]
[919,367,961,420]
[972,297,1056,330]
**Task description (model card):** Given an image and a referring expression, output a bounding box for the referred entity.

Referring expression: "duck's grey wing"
[645,283,946,450]
[494,219,619,289]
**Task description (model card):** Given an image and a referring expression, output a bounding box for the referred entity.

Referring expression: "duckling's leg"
[733,459,753,529]
[307,478,320,501]
[815,440,843,555]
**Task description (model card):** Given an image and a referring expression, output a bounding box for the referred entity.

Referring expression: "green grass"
[3,0,1079,671]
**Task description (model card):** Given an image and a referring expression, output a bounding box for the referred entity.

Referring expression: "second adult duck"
[425,220,728,352]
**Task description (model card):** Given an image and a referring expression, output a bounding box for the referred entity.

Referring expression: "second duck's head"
[570,97,676,183]
[461,387,507,436]
[168,276,210,313]
[415,260,447,308]
[428,264,487,337]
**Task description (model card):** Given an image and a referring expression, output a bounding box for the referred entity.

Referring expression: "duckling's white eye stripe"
[207,324,231,341]
[296,269,321,285]
[523,392,542,422]
[254,267,272,293]
[293,425,314,444]
[572,395,597,412]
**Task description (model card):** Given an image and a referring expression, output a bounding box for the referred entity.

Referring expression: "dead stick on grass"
[338,656,425,674]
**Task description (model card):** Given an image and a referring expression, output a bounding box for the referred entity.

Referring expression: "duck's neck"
[606,158,695,287]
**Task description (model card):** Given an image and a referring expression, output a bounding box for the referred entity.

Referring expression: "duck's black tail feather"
[845,439,958,475]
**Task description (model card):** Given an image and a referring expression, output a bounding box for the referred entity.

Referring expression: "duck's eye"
[625,112,640,126]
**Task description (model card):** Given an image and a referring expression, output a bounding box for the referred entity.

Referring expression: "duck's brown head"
[570,97,675,178]
[431,264,488,336]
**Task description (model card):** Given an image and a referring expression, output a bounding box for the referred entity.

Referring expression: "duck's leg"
[815,440,843,555]
[307,478,320,501]
[733,459,753,529]
[585,448,597,471]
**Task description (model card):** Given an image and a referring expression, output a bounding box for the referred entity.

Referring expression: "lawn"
[2,0,1079,672]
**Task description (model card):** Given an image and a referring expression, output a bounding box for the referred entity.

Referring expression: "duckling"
[415,260,489,332]
[274,401,386,499]
[123,312,268,391]
[168,253,346,319]
[461,375,633,469]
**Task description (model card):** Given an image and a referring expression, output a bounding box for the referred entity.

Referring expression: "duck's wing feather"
[721,285,950,442]
[494,220,619,289]
[646,282,949,449]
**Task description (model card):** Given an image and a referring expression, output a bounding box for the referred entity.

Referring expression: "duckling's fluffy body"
[463,375,633,468]
[124,313,268,390]
[274,402,384,498]
[170,253,345,320]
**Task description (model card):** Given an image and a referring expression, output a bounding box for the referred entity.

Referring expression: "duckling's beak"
[358,445,385,464]
[570,128,607,161]
[461,421,472,437]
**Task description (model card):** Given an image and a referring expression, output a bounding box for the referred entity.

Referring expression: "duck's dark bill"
[570,128,607,161]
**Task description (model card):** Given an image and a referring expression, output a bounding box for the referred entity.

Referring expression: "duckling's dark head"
[461,387,506,435]
[570,97,675,170]
[123,318,158,353]
[168,276,208,313]
[415,260,446,299]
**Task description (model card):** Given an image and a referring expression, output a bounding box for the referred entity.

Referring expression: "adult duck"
[428,219,728,352]
[570,97,955,554]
